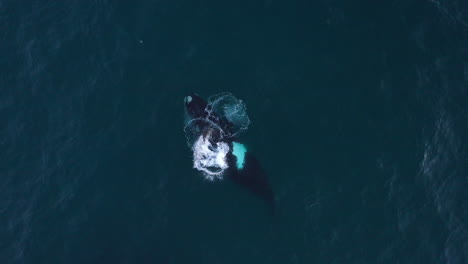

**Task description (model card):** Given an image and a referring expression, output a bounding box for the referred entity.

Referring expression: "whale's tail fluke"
[227,152,275,213]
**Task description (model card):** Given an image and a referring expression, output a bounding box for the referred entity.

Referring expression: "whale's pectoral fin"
[228,152,275,212]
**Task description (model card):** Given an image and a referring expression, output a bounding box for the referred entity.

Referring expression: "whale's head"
[184,93,208,118]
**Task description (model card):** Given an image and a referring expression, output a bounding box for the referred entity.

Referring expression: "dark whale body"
[185,94,274,211]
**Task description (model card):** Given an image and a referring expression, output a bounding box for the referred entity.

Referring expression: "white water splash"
[192,133,229,181]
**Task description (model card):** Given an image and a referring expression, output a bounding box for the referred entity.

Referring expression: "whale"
[184,94,274,211]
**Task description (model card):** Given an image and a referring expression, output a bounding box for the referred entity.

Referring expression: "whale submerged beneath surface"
[183,93,274,210]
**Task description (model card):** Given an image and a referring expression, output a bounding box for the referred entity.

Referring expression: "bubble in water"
[208,93,250,137]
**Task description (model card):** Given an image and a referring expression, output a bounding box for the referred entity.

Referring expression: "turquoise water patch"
[232,142,247,169]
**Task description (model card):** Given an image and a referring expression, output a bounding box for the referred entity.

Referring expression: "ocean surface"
[1,0,467,263]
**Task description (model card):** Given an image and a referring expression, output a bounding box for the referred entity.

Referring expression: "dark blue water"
[1,0,467,263]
